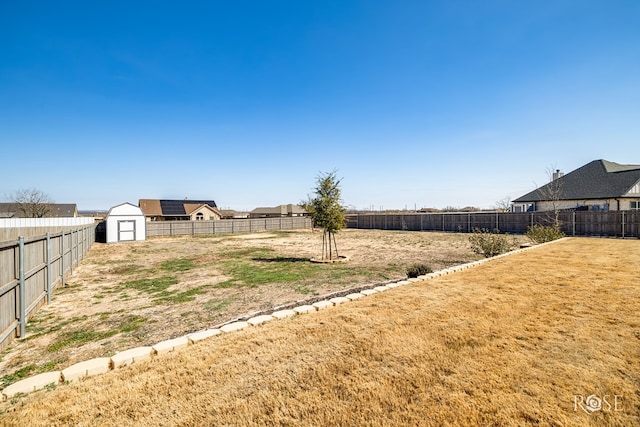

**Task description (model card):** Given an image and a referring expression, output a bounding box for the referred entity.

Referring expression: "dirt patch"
[1,237,638,426]
[1,229,515,389]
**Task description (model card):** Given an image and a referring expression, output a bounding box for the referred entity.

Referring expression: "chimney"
[552,169,564,181]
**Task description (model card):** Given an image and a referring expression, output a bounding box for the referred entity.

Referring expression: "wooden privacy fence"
[0,224,96,352]
[347,211,640,238]
[146,217,313,237]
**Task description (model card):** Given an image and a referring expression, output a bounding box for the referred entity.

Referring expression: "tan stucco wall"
[528,198,640,212]
[190,207,221,221]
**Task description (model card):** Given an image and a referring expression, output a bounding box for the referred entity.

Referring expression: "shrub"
[469,228,514,258]
[525,224,565,243]
[407,263,433,278]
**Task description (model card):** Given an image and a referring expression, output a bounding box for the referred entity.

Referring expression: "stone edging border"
[1,238,567,402]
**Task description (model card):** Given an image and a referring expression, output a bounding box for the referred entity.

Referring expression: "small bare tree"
[494,196,512,213]
[7,188,54,218]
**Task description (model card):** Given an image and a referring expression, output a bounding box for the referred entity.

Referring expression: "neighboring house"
[512,160,640,212]
[138,199,222,221]
[219,209,250,219]
[0,203,78,218]
[79,210,109,222]
[249,204,308,218]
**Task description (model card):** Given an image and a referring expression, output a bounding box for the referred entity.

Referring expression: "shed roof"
[107,202,144,216]
[513,160,640,203]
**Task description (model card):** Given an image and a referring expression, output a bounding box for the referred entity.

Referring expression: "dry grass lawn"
[1,237,639,426]
[1,229,486,390]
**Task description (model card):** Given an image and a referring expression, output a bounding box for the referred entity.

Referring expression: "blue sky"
[1,1,639,211]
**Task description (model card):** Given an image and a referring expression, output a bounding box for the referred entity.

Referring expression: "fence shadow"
[252,256,310,263]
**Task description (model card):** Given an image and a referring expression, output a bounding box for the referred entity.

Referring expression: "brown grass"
[1,237,639,426]
[1,229,488,389]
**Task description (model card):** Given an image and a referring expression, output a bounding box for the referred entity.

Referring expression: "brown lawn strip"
[1,237,639,426]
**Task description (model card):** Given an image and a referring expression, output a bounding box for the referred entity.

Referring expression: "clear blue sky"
[1,1,639,211]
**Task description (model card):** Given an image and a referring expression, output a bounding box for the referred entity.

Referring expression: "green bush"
[469,228,514,258]
[407,263,433,278]
[525,225,565,243]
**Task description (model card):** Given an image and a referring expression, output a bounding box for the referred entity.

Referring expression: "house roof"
[138,199,218,216]
[139,199,162,216]
[219,209,249,217]
[184,203,222,216]
[513,160,640,203]
[251,204,307,215]
[49,204,78,217]
[0,203,77,218]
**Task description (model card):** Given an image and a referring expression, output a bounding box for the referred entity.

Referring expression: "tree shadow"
[252,256,310,263]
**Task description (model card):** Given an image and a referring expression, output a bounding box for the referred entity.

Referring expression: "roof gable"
[185,203,221,217]
[624,179,640,196]
[513,160,640,203]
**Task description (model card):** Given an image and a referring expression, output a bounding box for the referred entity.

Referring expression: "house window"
[631,201,640,211]
[196,212,204,220]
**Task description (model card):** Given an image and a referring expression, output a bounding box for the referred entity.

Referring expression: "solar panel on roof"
[159,200,217,216]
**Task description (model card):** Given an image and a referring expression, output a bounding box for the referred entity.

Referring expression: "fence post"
[61,230,66,287]
[622,211,625,238]
[18,236,26,337]
[69,231,74,275]
[572,212,576,237]
[46,233,52,304]
[75,229,79,264]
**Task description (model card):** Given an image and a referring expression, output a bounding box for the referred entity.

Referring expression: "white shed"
[105,202,146,243]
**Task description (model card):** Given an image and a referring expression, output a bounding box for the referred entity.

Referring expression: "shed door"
[118,220,136,241]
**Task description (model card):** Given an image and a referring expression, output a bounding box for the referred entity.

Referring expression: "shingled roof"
[0,203,78,218]
[513,160,640,203]
[138,199,218,217]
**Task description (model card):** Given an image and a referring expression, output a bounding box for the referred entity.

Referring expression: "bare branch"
[7,188,54,218]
